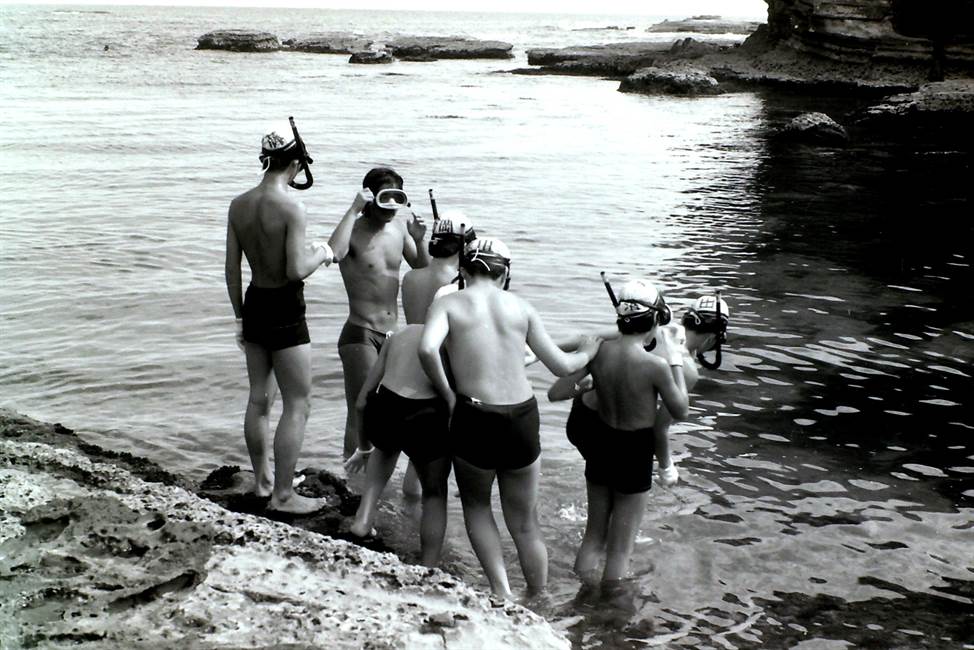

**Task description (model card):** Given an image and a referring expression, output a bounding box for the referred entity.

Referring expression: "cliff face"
[764,0,974,70]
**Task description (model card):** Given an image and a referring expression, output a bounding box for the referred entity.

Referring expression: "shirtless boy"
[344,324,452,566]
[332,167,429,457]
[419,237,602,598]
[225,121,352,514]
[548,279,689,584]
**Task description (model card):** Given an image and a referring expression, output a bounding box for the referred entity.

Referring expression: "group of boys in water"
[225,119,730,598]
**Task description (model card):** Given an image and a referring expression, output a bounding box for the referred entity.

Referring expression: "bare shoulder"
[640,350,671,381]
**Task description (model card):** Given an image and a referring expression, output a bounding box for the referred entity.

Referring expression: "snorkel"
[429,188,440,220]
[287,116,314,190]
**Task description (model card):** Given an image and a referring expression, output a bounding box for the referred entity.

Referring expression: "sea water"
[1,5,972,647]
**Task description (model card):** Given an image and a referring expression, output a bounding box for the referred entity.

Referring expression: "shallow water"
[1,6,972,648]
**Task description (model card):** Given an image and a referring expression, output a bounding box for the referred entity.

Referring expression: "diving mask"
[374,188,409,211]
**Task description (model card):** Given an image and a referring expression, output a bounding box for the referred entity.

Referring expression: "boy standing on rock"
[225,120,353,514]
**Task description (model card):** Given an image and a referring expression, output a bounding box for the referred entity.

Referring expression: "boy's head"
[615,279,671,334]
[460,237,511,288]
[682,293,730,369]
[362,167,405,220]
[259,123,304,174]
[362,167,403,194]
[429,210,476,258]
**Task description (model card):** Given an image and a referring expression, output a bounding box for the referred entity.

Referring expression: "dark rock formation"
[524,42,671,76]
[0,410,570,649]
[647,15,763,35]
[283,32,373,54]
[777,111,850,144]
[619,62,723,96]
[196,30,281,52]
[385,36,514,60]
[349,50,394,64]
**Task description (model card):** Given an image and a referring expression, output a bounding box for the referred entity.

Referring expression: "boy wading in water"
[334,168,429,459]
[225,120,353,514]
[344,324,452,566]
[549,279,689,584]
[419,238,602,598]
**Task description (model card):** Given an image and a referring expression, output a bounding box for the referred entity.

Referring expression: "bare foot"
[250,477,273,498]
[267,493,328,514]
[348,521,378,539]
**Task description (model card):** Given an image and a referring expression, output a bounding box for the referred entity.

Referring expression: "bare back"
[402,262,458,324]
[588,337,667,431]
[339,211,411,331]
[440,287,533,404]
[228,186,300,288]
[378,325,436,399]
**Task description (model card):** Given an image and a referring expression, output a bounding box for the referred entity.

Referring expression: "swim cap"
[682,293,730,338]
[615,279,670,333]
[430,210,476,258]
[259,122,299,169]
[461,237,511,288]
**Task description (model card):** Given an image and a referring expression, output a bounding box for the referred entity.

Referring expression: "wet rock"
[385,36,513,60]
[863,79,974,118]
[283,32,373,54]
[777,112,850,144]
[647,15,763,35]
[0,410,570,649]
[667,36,726,59]
[619,62,722,96]
[196,30,281,52]
[349,50,394,64]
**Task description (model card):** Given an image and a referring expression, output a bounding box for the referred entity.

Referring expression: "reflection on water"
[0,6,971,648]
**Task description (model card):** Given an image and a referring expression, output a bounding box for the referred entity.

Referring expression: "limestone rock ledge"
[0,411,569,650]
[196,30,281,52]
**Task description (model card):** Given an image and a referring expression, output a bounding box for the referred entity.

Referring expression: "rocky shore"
[0,410,569,649]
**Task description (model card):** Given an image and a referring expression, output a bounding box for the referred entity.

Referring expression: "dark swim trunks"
[566,397,654,494]
[337,321,388,352]
[363,385,450,464]
[451,395,540,471]
[242,282,310,351]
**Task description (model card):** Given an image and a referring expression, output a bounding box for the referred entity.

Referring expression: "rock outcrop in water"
[619,62,722,96]
[0,410,569,649]
[777,112,850,144]
[196,30,281,52]
[197,31,513,61]
[647,15,763,35]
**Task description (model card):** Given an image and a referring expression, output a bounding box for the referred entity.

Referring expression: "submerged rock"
[349,50,394,64]
[196,30,281,52]
[647,15,763,35]
[620,62,722,96]
[0,410,570,649]
[777,112,850,144]
[283,32,373,54]
[385,36,514,60]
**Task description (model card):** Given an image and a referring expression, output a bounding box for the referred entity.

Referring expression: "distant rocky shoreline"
[0,410,569,649]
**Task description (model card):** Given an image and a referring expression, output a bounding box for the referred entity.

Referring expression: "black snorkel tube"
[600,271,619,307]
[696,290,725,371]
[287,116,314,191]
[429,188,440,221]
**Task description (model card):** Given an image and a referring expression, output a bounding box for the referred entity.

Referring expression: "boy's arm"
[525,303,601,377]
[224,216,243,320]
[330,189,371,262]
[285,202,331,281]
[547,368,592,402]
[403,210,430,269]
[418,299,455,411]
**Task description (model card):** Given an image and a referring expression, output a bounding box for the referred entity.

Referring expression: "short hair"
[362,167,403,194]
[263,155,296,172]
[617,311,658,335]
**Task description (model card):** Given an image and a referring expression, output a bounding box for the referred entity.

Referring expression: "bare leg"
[453,456,511,598]
[497,458,548,594]
[267,344,325,514]
[350,447,400,537]
[401,460,422,498]
[575,480,611,580]
[602,489,650,583]
[339,343,378,458]
[243,343,275,497]
[414,456,452,566]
